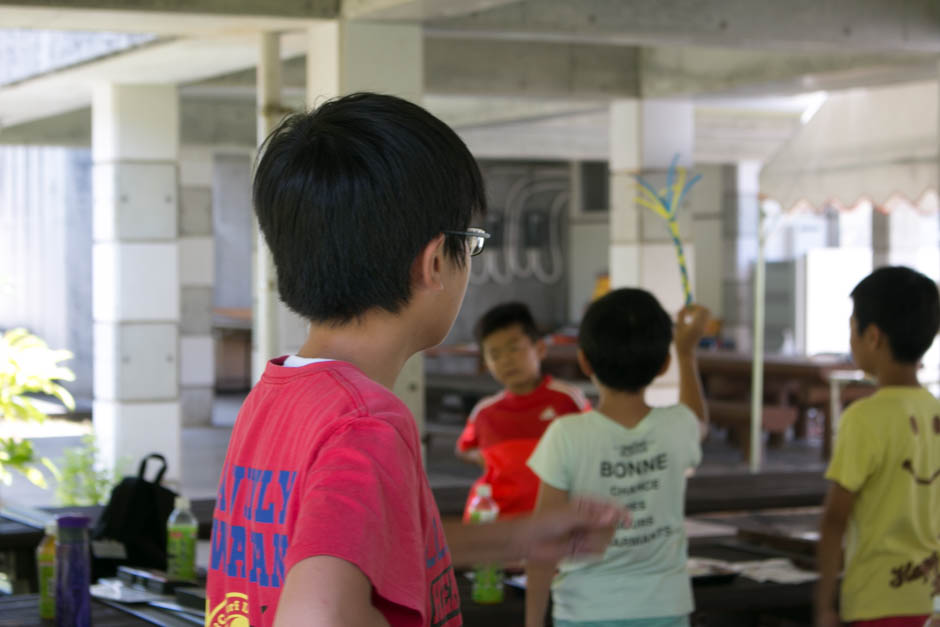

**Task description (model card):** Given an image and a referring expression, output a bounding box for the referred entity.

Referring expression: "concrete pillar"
[690,164,725,320]
[721,162,761,352]
[252,33,283,382]
[92,84,182,482]
[304,20,426,431]
[306,20,423,108]
[179,145,216,426]
[608,99,695,404]
[689,162,765,352]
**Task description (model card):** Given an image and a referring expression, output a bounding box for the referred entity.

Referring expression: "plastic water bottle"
[924,595,940,627]
[55,515,91,627]
[467,484,503,604]
[167,496,198,581]
[36,520,56,619]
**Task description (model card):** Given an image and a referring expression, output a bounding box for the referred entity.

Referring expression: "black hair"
[579,288,672,392]
[474,302,540,344]
[850,265,940,363]
[253,92,487,324]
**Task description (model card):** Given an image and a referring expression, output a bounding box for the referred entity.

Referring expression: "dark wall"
[444,160,571,344]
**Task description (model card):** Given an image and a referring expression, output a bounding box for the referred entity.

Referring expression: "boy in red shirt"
[205,93,624,627]
[457,302,590,517]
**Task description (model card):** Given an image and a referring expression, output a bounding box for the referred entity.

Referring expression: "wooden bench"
[707,399,799,459]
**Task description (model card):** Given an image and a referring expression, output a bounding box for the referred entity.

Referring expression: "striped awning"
[760,81,938,214]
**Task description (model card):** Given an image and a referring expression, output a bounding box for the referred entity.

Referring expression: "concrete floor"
[1,392,828,509]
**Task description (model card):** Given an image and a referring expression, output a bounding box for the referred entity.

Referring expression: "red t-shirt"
[206,359,461,627]
[456,375,590,517]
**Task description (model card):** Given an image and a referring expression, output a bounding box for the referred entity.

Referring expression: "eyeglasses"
[443,227,491,257]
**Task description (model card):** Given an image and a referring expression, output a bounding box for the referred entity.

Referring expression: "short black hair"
[253,92,486,324]
[850,265,940,363]
[474,302,540,344]
[579,288,672,392]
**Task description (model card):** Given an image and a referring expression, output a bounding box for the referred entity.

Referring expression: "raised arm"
[674,304,710,440]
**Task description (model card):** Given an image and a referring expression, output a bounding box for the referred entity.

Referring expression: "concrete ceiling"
[425,0,940,54]
[0,0,517,31]
[0,1,338,28]
[0,31,310,127]
[0,0,937,164]
[0,6,326,35]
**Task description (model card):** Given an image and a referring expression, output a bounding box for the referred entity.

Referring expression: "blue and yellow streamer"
[632,155,701,306]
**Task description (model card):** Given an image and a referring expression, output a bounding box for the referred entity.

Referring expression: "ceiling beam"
[342,0,519,20]
[0,7,324,34]
[0,31,309,128]
[640,46,938,98]
[428,0,940,53]
[0,107,90,145]
[0,0,338,18]
[426,37,639,98]
[191,38,938,101]
[183,37,642,99]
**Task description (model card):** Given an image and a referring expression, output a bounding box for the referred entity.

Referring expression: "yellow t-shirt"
[825,386,940,621]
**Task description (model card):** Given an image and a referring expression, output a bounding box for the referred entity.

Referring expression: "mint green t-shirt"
[528,406,702,622]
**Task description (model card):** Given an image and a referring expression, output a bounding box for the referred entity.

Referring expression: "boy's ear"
[862,322,883,350]
[413,234,447,291]
[657,352,672,377]
[535,337,548,360]
[576,348,593,378]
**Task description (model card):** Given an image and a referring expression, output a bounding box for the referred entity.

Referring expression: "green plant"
[55,434,121,506]
[0,328,75,487]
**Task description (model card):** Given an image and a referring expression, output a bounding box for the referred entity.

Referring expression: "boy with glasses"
[205,93,624,627]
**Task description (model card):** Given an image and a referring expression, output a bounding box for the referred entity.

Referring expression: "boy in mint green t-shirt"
[526,289,710,627]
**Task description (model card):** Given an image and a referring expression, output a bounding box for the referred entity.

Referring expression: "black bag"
[91,453,178,578]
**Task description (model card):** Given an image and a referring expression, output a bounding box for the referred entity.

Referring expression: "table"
[432,470,828,518]
[2,470,829,593]
[0,500,215,594]
[696,350,874,459]
[3,559,813,627]
[0,594,153,626]
[693,507,823,565]
[457,536,815,626]
[1,522,819,626]
[827,369,869,442]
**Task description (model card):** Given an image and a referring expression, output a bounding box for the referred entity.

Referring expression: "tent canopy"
[759,81,938,213]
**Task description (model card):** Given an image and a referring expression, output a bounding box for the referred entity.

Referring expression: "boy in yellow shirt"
[817,266,940,627]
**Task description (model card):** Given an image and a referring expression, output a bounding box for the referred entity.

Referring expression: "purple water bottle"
[55,515,91,626]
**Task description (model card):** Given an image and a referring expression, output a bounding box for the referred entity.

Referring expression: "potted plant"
[56,434,122,506]
[0,327,75,488]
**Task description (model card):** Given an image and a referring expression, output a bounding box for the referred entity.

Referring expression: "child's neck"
[297,312,417,389]
[507,375,543,396]
[871,360,921,388]
[595,386,651,429]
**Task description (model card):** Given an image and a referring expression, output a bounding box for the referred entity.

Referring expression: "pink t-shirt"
[206,358,461,627]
